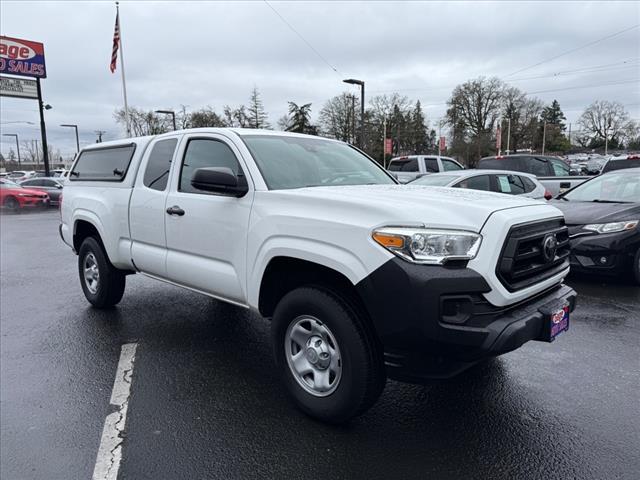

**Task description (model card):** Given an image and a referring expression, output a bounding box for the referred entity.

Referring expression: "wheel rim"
[83,252,100,294]
[285,315,342,397]
[5,198,18,211]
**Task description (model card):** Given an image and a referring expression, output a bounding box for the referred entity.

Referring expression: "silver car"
[409,169,550,199]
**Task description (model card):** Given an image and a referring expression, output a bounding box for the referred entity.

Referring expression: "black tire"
[3,196,19,213]
[271,286,386,423]
[78,236,126,308]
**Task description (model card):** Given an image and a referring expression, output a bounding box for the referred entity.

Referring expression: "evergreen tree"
[285,102,317,134]
[539,99,570,152]
[407,100,428,153]
[247,87,271,129]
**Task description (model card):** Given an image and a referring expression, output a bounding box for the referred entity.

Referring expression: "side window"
[21,180,36,186]
[43,180,57,187]
[424,158,438,173]
[551,159,569,176]
[455,175,490,191]
[143,139,178,191]
[521,176,537,193]
[70,145,135,181]
[388,159,417,172]
[528,157,551,176]
[495,174,525,194]
[179,138,242,194]
[441,159,462,171]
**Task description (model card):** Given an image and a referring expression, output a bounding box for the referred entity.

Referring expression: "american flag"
[110,11,120,73]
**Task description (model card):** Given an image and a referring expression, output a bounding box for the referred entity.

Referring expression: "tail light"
[544,189,552,200]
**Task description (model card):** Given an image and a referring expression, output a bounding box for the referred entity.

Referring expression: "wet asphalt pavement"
[1,210,639,480]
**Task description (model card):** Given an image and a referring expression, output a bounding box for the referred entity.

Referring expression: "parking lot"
[1,209,639,479]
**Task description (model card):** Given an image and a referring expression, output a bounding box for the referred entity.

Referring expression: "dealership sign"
[0,36,47,78]
[0,75,38,99]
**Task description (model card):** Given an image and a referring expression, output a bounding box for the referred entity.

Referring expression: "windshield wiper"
[591,199,629,203]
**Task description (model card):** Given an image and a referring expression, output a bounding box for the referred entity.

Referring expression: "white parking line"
[92,343,138,480]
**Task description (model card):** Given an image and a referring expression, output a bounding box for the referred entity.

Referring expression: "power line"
[526,79,639,95]
[506,24,640,77]
[509,59,640,82]
[263,0,341,75]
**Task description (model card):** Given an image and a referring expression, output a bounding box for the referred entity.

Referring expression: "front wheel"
[3,196,19,213]
[78,236,126,308]
[271,286,386,423]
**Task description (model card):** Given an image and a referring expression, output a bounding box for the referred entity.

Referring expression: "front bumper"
[356,258,577,382]
[569,229,639,276]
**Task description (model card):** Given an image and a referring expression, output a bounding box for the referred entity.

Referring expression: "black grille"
[496,218,570,292]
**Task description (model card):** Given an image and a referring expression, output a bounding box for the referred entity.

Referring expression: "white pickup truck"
[60,128,576,423]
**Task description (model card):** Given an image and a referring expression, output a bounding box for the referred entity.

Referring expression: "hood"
[273,184,553,232]
[550,200,640,225]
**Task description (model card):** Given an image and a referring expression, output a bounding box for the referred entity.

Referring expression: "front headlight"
[583,220,638,234]
[372,227,482,264]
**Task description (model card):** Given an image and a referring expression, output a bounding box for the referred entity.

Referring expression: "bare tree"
[223,104,249,128]
[501,86,544,152]
[446,76,505,164]
[114,107,170,136]
[578,100,631,149]
[188,106,226,128]
[319,92,358,142]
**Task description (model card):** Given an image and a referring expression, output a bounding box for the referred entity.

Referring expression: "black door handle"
[166,205,185,216]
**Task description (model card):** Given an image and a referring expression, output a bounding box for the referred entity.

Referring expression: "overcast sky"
[1,0,639,159]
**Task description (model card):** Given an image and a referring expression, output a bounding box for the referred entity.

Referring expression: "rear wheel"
[3,196,19,213]
[271,286,386,423]
[78,237,126,308]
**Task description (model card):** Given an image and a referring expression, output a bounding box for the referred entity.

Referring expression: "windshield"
[563,171,640,203]
[411,175,458,186]
[242,135,396,190]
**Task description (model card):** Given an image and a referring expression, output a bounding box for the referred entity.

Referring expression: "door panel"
[130,137,179,276]
[164,135,253,303]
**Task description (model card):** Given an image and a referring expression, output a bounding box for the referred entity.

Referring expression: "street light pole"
[506,118,511,155]
[541,121,547,155]
[3,134,21,167]
[60,124,80,153]
[343,79,365,148]
[155,110,176,131]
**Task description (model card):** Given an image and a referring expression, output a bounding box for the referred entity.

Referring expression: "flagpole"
[116,2,131,137]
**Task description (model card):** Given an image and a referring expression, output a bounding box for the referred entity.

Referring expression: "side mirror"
[190,167,248,197]
[56,184,63,189]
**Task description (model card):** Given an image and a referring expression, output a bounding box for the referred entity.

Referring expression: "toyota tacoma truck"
[60,129,576,423]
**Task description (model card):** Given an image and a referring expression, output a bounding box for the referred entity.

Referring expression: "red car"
[0,179,50,212]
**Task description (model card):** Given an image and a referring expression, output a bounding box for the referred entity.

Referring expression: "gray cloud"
[1,0,639,158]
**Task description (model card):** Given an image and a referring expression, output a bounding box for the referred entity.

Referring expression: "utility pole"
[568,123,572,145]
[541,121,547,154]
[95,130,106,143]
[343,79,365,148]
[506,117,511,155]
[382,117,387,168]
[36,78,51,176]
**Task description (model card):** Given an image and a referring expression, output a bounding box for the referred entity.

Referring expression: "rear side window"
[70,145,135,181]
[528,157,551,176]
[454,175,491,191]
[424,158,438,173]
[389,158,419,172]
[521,176,537,193]
[495,174,526,194]
[478,157,522,171]
[441,159,462,171]
[143,139,178,191]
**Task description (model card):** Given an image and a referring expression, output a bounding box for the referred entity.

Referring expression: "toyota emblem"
[542,234,558,262]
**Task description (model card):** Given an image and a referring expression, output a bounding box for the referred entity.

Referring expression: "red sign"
[0,36,47,78]
[439,136,446,151]
[384,138,392,155]
[496,126,502,150]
